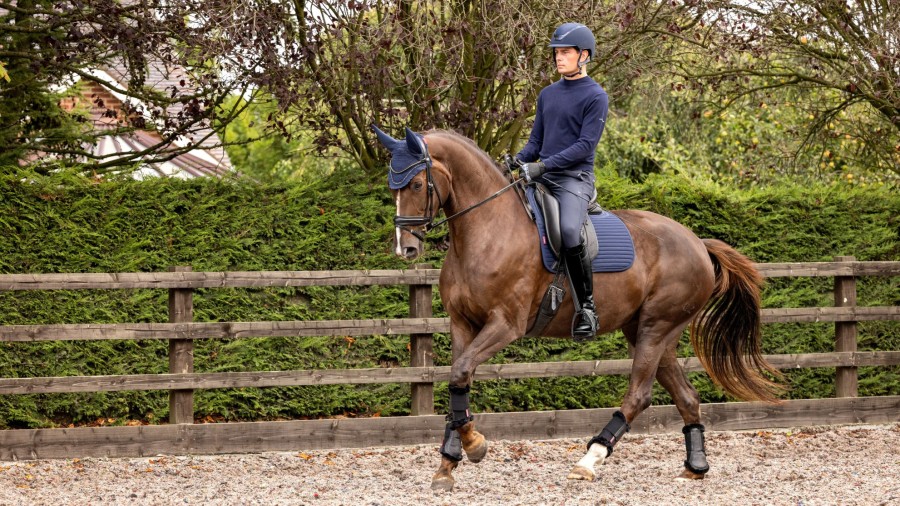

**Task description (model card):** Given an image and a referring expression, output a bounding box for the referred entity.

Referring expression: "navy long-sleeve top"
[516,76,608,174]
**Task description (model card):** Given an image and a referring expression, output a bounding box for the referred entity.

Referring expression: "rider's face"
[554,47,585,76]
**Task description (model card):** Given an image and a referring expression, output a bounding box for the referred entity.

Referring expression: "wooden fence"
[0,257,898,460]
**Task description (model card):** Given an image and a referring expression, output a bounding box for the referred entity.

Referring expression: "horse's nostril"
[403,247,420,259]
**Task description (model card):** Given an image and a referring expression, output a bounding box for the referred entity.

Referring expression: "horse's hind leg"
[568,322,679,481]
[655,349,709,480]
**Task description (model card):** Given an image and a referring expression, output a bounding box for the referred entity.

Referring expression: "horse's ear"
[405,127,427,157]
[371,124,402,151]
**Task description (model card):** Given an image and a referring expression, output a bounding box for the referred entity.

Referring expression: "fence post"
[168,266,195,424]
[834,256,858,398]
[409,264,435,415]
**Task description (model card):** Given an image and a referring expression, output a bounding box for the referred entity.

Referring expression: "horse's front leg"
[431,384,487,492]
[431,314,521,492]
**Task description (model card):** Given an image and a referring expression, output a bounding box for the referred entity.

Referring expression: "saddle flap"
[531,183,598,261]
[525,185,635,274]
[533,184,563,257]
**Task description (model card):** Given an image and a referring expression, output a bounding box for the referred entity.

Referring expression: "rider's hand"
[520,161,546,182]
[503,154,522,173]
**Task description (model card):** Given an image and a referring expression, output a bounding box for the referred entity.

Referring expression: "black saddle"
[529,182,602,261]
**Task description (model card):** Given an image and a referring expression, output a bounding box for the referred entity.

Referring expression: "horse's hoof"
[465,436,487,463]
[675,468,706,481]
[431,475,455,492]
[567,465,595,481]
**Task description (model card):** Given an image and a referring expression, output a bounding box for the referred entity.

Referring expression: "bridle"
[392,153,443,241]
[393,152,523,241]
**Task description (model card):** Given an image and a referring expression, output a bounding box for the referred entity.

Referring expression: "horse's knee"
[448,374,470,387]
[448,355,473,387]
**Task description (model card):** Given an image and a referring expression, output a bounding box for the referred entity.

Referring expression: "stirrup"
[572,308,597,341]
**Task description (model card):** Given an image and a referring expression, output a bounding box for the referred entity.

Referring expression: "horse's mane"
[425,129,505,179]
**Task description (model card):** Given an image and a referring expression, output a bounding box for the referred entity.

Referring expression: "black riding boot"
[562,242,598,341]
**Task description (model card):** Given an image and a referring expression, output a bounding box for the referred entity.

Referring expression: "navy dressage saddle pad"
[525,186,636,273]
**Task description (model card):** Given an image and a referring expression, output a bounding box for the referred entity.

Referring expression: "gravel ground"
[1,423,897,506]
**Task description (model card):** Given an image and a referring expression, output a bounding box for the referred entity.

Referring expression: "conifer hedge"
[1,167,897,428]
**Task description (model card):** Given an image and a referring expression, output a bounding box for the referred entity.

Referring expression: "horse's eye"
[412,181,424,191]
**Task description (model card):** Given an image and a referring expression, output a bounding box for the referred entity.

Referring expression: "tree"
[252,0,691,172]
[0,0,696,179]
[219,93,344,182]
[0,0,258,173]
[669,0,900,176]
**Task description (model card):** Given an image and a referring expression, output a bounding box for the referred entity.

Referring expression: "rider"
[515,22,609,340]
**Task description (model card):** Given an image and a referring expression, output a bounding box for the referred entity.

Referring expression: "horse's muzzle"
[394,227,424,259]
[394,217,426,260]
[401,246,421,260]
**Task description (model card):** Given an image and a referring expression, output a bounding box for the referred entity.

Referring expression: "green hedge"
[0,167,897,428]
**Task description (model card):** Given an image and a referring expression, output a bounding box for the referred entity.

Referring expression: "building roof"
[71,60,233,178]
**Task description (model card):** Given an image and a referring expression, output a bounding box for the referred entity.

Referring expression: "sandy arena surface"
[1,423,897,505]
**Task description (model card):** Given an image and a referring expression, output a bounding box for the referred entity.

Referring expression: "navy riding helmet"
[549,23,596,66]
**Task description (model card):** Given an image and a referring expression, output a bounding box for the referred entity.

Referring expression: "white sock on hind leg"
[575,443,608,471]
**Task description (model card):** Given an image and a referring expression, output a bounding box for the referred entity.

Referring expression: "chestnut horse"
[374,126,781,491]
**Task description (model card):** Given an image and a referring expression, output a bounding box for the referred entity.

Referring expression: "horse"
[372,125,782,492]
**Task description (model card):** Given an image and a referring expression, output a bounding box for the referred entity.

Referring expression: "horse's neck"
[443,160,531,257]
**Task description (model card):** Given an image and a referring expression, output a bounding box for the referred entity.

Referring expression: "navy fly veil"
[372,124,429,190]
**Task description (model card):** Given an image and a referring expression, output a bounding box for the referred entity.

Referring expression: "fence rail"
[1,257,898,460]
[1,307,898,343]
[2,351,899,396]
[1,261,897,291]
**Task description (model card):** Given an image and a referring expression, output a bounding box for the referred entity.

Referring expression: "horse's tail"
[691,239,784,403]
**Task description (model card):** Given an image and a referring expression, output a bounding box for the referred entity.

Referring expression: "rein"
[428,178,522,230]
[393,155,524,240]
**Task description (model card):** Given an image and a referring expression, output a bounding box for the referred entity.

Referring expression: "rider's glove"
[520,161,546,182]
[503,154,521,173]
